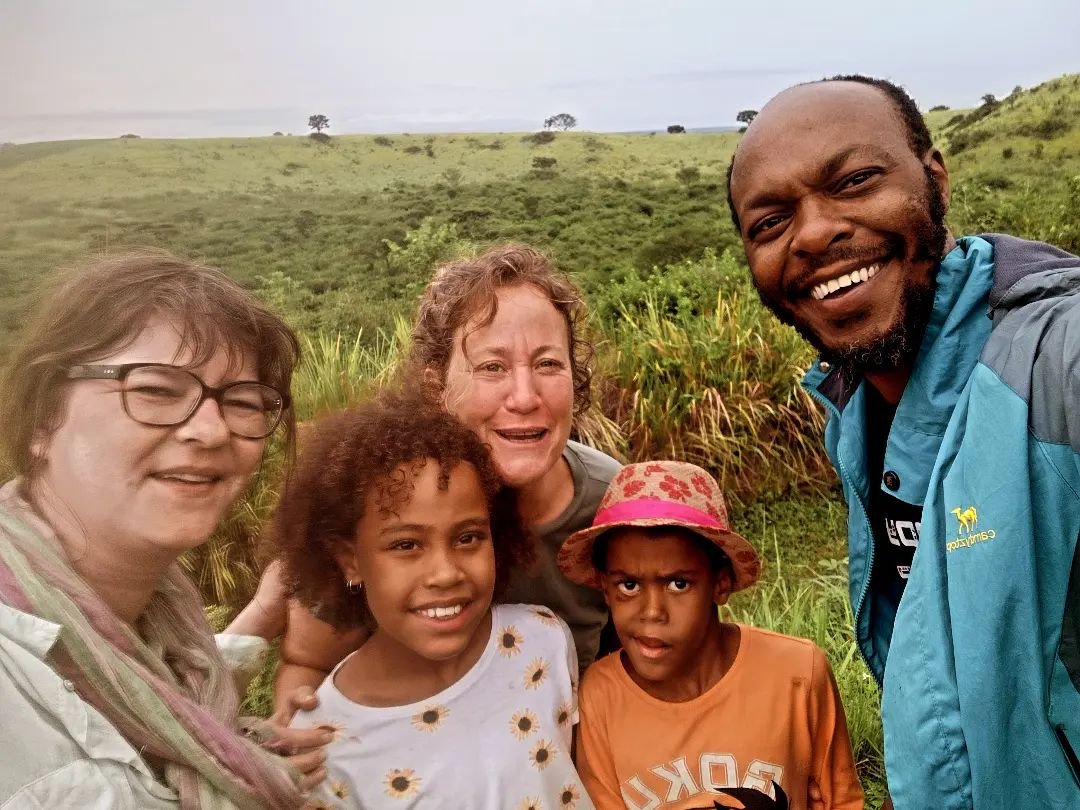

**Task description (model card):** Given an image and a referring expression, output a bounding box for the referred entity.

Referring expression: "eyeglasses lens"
[122,366,282,438]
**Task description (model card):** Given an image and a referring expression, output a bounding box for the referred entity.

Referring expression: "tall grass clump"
[594,250,830,503]
[291,323,408,421]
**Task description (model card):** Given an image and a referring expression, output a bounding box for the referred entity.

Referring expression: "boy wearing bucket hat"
[558,461,863,810]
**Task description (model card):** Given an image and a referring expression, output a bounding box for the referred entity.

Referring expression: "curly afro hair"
[275,388,533,628]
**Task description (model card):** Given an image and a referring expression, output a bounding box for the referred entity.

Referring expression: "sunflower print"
[559,784,582,808]
[523,657,548,690]
[315,719,359,744]
[553,702,573,728]
[509,709,539,739]
[530,607,559,626]
[329,780,349,800]
[529,738,558,770]
[384,768,421,798]
[498,624,524,657]
[411,703,449,732]
[517,797,543,810]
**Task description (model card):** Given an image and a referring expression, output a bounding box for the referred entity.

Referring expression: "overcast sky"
[1,0,1077,142]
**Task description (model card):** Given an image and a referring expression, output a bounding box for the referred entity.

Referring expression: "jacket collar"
[0,601,62,661]
[803,236,995,418]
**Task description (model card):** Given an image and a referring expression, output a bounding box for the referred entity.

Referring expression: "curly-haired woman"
[229,244,620,703]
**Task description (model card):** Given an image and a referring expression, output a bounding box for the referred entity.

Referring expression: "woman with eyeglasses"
[0,252,327,809]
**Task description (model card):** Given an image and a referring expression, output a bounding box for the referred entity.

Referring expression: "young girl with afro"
[281,390,594,810]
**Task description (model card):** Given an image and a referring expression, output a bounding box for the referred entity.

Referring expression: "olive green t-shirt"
[503,440,620,673]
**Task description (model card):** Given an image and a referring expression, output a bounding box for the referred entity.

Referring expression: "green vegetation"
[5,72,1080,799]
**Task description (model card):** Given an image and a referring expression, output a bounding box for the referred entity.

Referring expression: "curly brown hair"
[275,388,533,628]
[408,243,593,415]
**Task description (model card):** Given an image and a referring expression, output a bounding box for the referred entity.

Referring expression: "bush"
[308,132,332,144]
[119,133,141,139]
[667,124,686,134]
[948,128,992,155]
[532,156,557,170]
[929,104,950,112]
[521,131,556,146]
[592,250,828,503]
[272,131,283,136]
[373,136,394,147]
[1002,147,1014,160]
[675,165,701,190]
[1015,115,1071,140]
[404,145,424,154]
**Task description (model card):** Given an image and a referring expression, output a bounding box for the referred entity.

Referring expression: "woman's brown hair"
[408,243,593,415]
[0,250,300,479]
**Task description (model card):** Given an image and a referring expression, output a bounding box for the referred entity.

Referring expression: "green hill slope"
[1,73,1078,345]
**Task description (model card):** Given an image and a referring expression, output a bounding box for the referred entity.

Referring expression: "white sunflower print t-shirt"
[293,603,593,810]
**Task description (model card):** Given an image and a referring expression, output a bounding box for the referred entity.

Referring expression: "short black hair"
[592,525,733,581]
[725,74,934,233]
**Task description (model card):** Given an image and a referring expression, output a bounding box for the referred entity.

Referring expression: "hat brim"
[557,517,762,593]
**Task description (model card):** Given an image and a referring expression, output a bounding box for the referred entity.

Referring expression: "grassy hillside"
[3,73,1079,345]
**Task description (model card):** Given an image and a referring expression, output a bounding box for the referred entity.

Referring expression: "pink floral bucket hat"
[557,460,761,592]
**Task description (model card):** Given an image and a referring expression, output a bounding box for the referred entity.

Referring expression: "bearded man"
[727,75,1080,809]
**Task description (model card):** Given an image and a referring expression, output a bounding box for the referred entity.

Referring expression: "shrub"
[272,131,283,136]
[373,136,394,147]
[119,133,141,139]
[308,132,332,144]
[592,250,828,503]
[948,128,992,155]
[404,145,424,154]
[1017,115,1071,140]
[667,124,686,134]
[675,165,701,190]
[532,156,557,170]
[929,104,950,112]
[1002,147,1014,160]
[522,130,556,146]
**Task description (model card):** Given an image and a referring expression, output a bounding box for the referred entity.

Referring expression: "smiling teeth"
[811,263,881,301]
[419,605,463,619]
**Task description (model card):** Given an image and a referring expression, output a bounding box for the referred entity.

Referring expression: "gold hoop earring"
[346,579,362,594]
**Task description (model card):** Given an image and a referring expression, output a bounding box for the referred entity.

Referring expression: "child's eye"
[389,539,419,552]
[616,580,639,596]
[666,579,691,592]
[456,531,488,547]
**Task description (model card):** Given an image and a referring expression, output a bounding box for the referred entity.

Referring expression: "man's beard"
[756,165,949,376]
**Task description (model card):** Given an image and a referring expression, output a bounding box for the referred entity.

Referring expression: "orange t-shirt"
[576,624,864,810]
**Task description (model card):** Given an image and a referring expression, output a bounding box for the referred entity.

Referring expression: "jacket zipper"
[805,381,882,687]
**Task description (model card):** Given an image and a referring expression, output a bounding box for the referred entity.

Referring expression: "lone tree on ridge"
[544,113,577,131]
[736,109,758,126]
[308,114,330,133]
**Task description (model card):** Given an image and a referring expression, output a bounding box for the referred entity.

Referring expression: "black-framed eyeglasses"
[66,363,291,439]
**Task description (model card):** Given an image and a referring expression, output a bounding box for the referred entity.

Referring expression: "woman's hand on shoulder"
[248,685,334,792]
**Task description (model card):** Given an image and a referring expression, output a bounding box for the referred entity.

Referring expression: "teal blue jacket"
[802,235,1080,809]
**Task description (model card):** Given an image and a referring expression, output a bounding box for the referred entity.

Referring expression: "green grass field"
[4,71,1080,801]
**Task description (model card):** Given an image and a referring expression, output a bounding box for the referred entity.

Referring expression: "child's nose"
[640,589,667,622]
[425,547,466,587]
